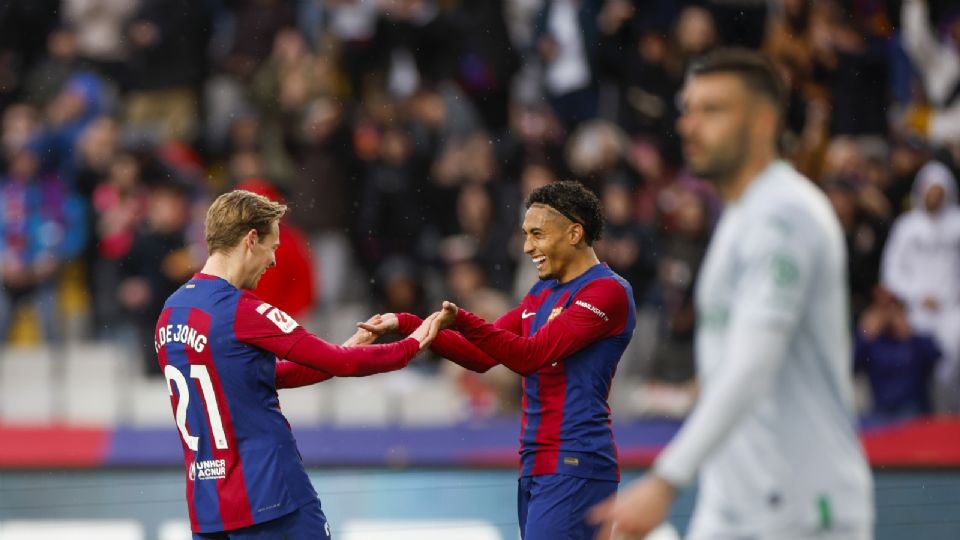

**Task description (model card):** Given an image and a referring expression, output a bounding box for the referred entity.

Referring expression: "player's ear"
[754,100,779,142]
[568,222,585,246]
[243,229,258,250]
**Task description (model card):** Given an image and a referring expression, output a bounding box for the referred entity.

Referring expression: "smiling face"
[522,203,581,281]
[240,220,280,290]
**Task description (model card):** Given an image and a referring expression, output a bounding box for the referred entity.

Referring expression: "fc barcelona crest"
[548,307,563,321]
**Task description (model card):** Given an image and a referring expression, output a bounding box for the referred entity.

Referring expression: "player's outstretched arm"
[281,319,436,377]
[275,361,332,389]
[442,278,630,376]
[275,327,381,389]
[235,294,437,380]
[357,311,500,373]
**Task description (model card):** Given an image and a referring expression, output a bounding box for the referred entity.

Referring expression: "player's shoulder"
[237,289,263,304]
[236,293,302,333]
[163,277,205,308]
[236,290,273,314]
[565,272,632,325]
[590,265,633,295]
[580,267,632,304]
[746,162,836,239]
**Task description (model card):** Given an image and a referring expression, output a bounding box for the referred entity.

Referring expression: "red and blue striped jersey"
[453,263,636,481]
[155,273,418,533]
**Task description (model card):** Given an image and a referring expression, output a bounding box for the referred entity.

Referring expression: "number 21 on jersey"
[164,364,228,451]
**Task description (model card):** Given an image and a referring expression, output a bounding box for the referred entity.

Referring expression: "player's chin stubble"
[688,144,743,185]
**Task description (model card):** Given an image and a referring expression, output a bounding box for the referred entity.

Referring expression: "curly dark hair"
[525,180,604,245]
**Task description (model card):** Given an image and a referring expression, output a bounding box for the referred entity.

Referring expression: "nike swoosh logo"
[521,310,535,319]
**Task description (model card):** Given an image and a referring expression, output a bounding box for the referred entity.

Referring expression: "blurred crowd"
[0,0,959,420]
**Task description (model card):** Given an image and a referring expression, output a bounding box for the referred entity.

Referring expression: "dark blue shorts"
[193,499,331,540]
[518,474,618,540]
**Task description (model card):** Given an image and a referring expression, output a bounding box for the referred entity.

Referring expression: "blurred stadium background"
[0,0,959,538]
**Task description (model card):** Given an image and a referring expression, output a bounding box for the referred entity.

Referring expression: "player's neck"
[201,253,246,290]
[721,148,777,202]
[556,249,600,284]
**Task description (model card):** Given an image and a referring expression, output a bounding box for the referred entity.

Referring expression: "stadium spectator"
[825,178,890,321]
[38,72,110,181]
[448,0,520,132]
[122,0,210,142]
[764,0,815,80]
[881,160,960,412]
[590,178,660,394]
[565,120,639,194]
[356,125,426,273]
[444,172,518,291]
[220,0,295,83]
[284,97,357,308]
[595,179,657,310]
[88,151,148,336]
[1,103,42,163]
[594,0,720,147]
[62,0,138,82]
[249,28,347,185]
[23,27,84,109]
[370,256,430,349]
[855,285,941,419]
[648,182,712,385]
[119,182,199,374]
[377,0,460,95]
[533,0,601,128]
[900,0,960,145]
[0,0,61,109]
[0,144,87,343]
[707,0,767,49]
[812,1,890,137]
[324,0,381,96]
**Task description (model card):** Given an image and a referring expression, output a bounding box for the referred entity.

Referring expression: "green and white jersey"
[655,161,873,537]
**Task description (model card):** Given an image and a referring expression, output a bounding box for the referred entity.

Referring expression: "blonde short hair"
[205,190,287,254]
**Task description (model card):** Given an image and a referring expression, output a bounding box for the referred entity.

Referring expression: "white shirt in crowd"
[544,0,590,96]
[902,0,960,143]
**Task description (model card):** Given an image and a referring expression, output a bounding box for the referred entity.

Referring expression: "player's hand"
[409,312,441,352]
[343,326,378,346]
[437,301,458,330]
[357,313,399,337]
[589,473,676,540]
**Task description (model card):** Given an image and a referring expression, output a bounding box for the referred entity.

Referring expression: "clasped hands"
[346,301,459,352]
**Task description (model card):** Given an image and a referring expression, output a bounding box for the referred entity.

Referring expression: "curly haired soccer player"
[362,180,636,539]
